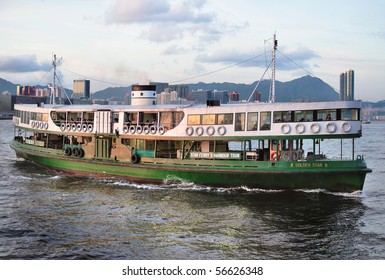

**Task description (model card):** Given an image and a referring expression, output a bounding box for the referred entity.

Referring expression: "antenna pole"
[52,54,57,105]
[270,33,277,103]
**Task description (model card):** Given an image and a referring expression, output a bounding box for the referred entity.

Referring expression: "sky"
[0,0,384,101]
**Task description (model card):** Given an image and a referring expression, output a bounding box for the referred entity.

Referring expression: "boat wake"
[102,179,164,190]
[295,188,363,198]
[5,157,24,162]
[162,175,208,190]
[66,176,364,197]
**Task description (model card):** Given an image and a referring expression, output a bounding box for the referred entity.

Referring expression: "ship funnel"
[131,85,157,106]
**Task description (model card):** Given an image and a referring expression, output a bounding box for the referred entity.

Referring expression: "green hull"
[11,140,371,192]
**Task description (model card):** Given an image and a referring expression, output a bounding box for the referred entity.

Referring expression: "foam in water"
[296,188,363,198]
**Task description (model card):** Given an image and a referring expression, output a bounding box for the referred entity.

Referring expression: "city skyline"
[0,0,384,101]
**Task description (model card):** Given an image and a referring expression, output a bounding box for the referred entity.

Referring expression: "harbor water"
[0,119,384,260]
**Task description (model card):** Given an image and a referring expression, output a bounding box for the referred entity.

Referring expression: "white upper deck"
[13,100,363,139]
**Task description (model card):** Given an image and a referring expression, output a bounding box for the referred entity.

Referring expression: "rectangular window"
[260,111,271,130]
[113,112,119,123]
[317,110,336,121]
[42,113,48,122]
[341,109,359,120]
[187,114,201,125]
[202,114,216,125]
[234,113,245,131]
[273,111,290,123]
[294,110,313,122]
[217,113,233,125]
[247,112,258,131]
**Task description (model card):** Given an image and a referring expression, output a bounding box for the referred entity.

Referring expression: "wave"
[97,177,288,193]
[9,175,34,181]
[89,176,364,197]
[101,179,164,190]
[3,157,24,162]
[295,188,363,198]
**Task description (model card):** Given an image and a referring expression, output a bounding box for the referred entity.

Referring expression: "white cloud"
[106,0,212,24]
[105,0,247,44]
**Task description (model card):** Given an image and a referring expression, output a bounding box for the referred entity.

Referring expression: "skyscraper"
[73,80,90,99]
[340,70,354,101]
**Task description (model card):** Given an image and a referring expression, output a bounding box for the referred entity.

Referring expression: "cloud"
[162,45,188,55]
[276,47,320,71]
[140,23,185,42]
[0,54,51,73]
[105,0,247,43]
[106,0,212,24]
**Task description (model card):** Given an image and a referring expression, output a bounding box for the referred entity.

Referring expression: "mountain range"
[0,75,372,103]
[91,75,340,102]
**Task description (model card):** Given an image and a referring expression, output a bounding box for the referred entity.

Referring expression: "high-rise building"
[190,89,213,104]
[340,70,354,101]
[213,90,229,104]
[150,82,169,94]
[229,91,240,102]
[73,80,90,99]
[169,84,189,99]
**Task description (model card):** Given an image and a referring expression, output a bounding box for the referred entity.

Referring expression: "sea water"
[0,119,384,259]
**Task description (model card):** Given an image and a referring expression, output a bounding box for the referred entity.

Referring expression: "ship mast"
[49,54,63,105]
[269,33,278,103]
[52,54,57,105]
[247,33,278,103]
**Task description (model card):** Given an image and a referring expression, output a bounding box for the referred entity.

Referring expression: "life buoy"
[123,125,129,134]
[77,123,82,132]
[88,124,93,132]
[281,124,291,134]
[66,123,71,131]
[77,148,84,158]
[158,126,165,135]
[206,126,215,136]
[60,122,66,131]
[326,122,337,133]
[195,126,204,136]
[295,124,305,134]
[131,153,140,164]
[71,123,77,131]
[356,155,363,160]
[291,152,298,161]
[270,151,280,161]
[82,124,88,132]
[282,152,290,161]
[44,122,48,130]
[65,147,72,156]
[150,125,157,134]
[143,126,150,134]
[311,123,321,134]
[129,125,136,134]
[72,147,79,157]
[136,126,142,134]
[186,126,194,136]
[342,122,351,133]
[218,126,226,136]
[40,122,44,129]
[31,121,35,128]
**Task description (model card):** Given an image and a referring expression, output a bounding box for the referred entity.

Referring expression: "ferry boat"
[10,40,372,192]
